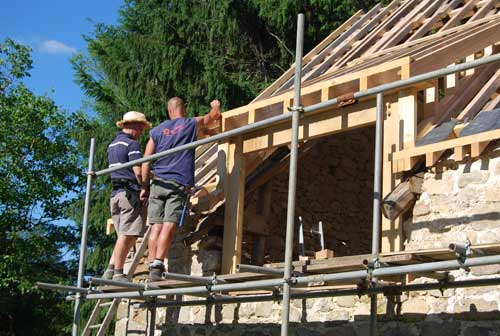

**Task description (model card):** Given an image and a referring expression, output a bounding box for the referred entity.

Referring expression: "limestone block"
[116,300,129,320]
[458,171,490,188]
[255,300,274,318]
[335,295,357,308]
[316,297,334,313]
[413,202,431,217]
[400,297,429,320]
[178,307,191,324]
[477,230,500,244]
[486,184,500,202]
[221,304,236,322]
[452,298,498,313]
[430,194,456,214]
[494,161,500,176]
[470,264,500,276]
[423,177,454,195]
[428,288,455,298]
[238,302,256,319]
[289,306,302,322]
[354,302,370,319]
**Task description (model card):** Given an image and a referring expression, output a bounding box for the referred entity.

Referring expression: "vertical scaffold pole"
[72,137,96,336]
[370,93,384,336]
[281,13,304,336]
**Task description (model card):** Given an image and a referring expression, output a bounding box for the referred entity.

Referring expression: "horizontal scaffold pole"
[93,54,500,177]
[82,254,500,301]
[134,277,500,309]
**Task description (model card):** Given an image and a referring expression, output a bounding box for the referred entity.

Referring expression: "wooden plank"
[441,0,480,31]
[378,0,444,50]
[222,57,409,133]
[276,5,382,92]
[426,150,445,166]
[330,0,402,70]
[454,145,469,161]
[407,0,463,42]
[457,68,500,122]
[410,20,500,76]
[221,138,246,274]
[435,62,499,126]
[367,0,421,53]
[469,0,498,22]
[393,128,500,162]
[483,94,500,111]
[471,141,490,157]
[332,0,405,69]
[382,94,403,252]
[241,96,400,154]
[399,88,418,149]
[252,10,364,102]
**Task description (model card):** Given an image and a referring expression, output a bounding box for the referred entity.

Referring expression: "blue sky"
[0,0,123,114]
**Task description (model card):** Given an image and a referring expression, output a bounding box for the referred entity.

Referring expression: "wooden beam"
[378,0,444,50]
[251,10,364,102]
[331,0,404,69]
[275,8,378,94]
[382,95,403,252]
[407,0,463,42]
[221,139,246,274]
[441,0,480,31]
[393,128,500,162]
[471,141,490,157]
[398,88,418,149]
[241,96,400,154]
[457,68,500,122]
[410,20,500,76]
[454,145,469,161]
[222,57,409,133]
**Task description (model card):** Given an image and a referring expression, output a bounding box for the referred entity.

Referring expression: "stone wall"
[115,142,500,336]
[246,126,376,263]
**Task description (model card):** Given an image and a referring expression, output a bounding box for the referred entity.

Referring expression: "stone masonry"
[115,140,500,336]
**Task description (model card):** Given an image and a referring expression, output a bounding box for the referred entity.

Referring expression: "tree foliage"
[0,38,83,335]
[72,0,381,276]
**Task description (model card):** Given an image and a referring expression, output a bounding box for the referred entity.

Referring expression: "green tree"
[72,0,381,275]
[0,38,83,335]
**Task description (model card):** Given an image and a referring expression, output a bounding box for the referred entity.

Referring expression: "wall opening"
[243,126,376,264]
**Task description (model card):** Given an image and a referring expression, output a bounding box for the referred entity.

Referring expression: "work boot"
[102,269,114,280]
[148,264,165,282]
[112,273,130,283]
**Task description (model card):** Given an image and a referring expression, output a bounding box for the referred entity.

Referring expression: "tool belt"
[111,179,141,209]
[111,179,140,192]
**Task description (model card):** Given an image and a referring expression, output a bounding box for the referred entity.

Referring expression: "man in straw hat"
[140,97,221,282]
[102,111,152,282]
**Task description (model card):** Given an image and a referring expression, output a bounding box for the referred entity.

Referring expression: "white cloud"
[39,40,77,54]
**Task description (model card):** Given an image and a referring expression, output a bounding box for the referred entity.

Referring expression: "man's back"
[150,117,197,187]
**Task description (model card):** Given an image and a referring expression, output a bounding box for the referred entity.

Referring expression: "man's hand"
[209,99,222,121]
[140,188,149,203]
[210,99,221,109]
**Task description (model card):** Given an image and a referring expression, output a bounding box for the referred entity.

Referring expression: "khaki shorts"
[110,190,145,236]
[148,178,187,225]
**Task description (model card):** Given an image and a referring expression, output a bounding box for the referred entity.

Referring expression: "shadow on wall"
[408,211,500,234]
[160,310,500,336]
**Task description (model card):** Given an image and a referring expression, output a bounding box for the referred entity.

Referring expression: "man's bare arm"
[195,99,222,127]
[132,166,142,185]
[140,138,155,201]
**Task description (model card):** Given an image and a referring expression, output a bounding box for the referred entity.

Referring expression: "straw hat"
[116,111,152,129]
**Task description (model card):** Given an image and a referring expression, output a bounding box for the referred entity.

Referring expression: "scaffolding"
[37,14,500,336]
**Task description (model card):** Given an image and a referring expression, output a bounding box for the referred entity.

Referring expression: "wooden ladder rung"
[98,301,113,308]
[89,324,103,329]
